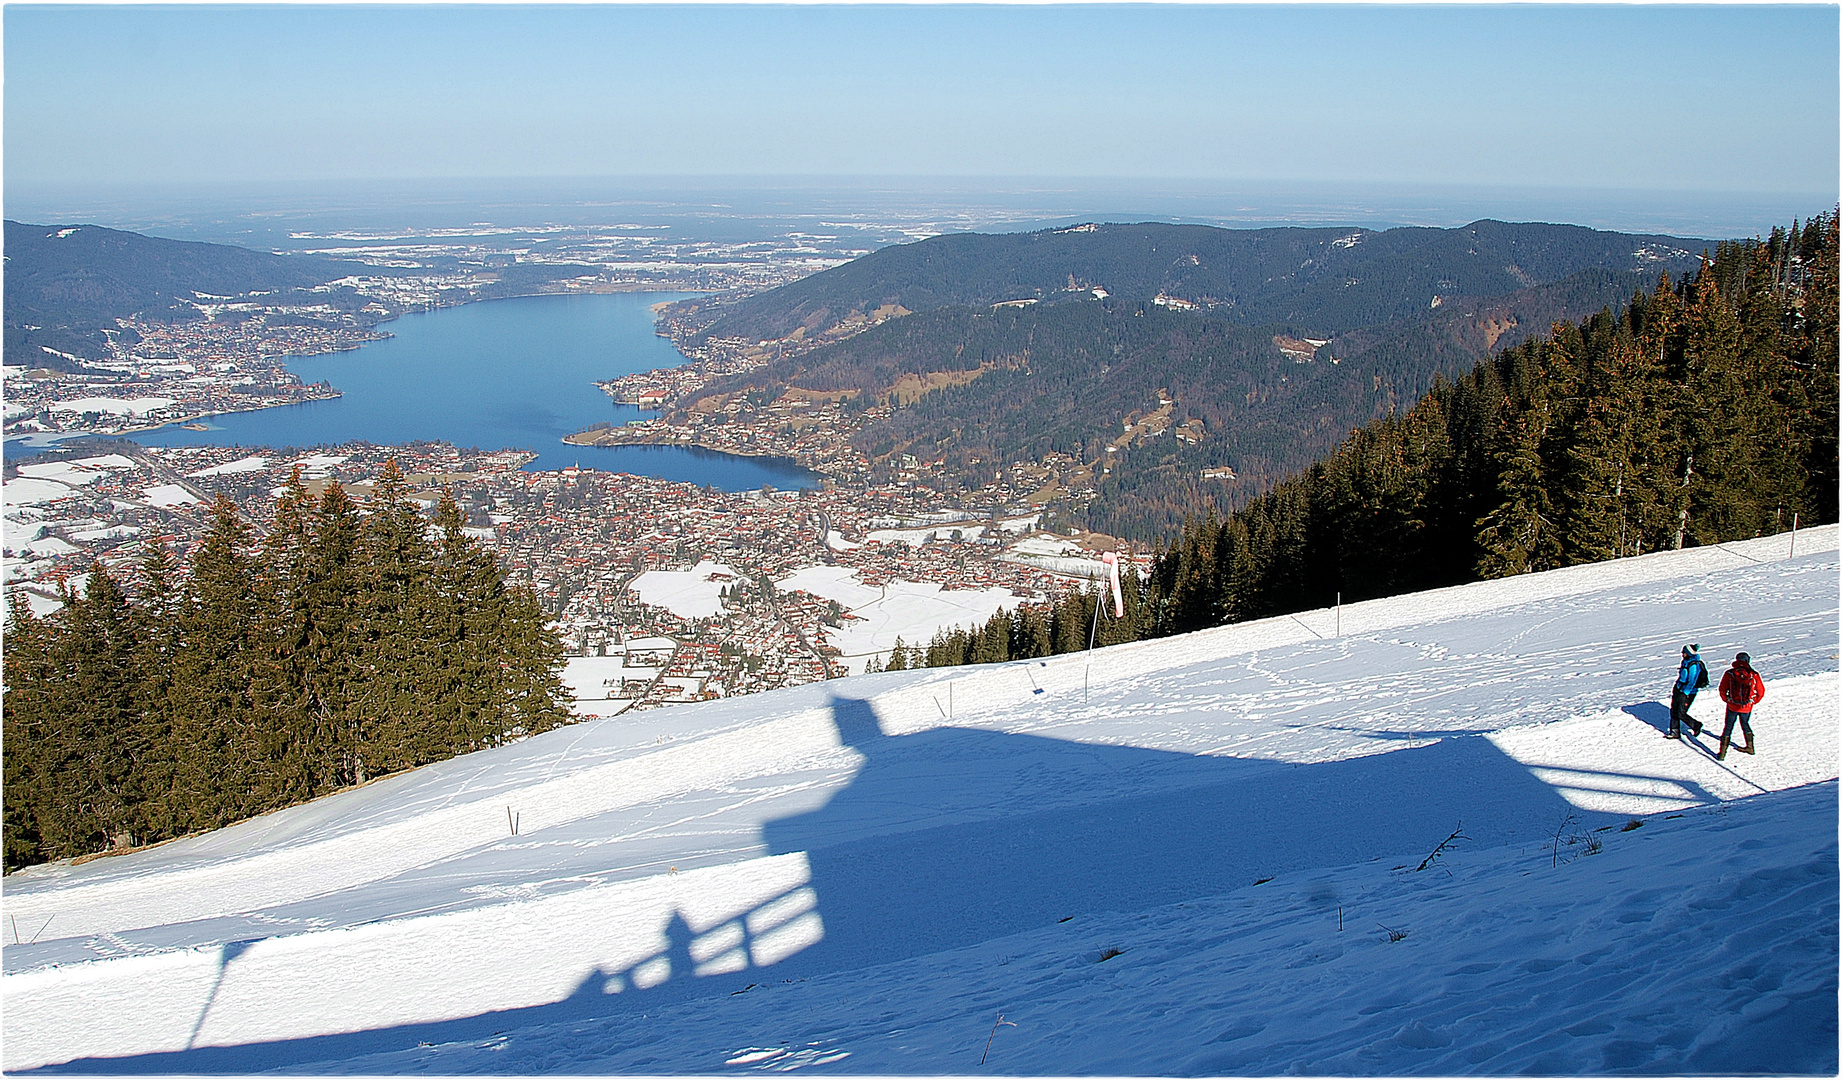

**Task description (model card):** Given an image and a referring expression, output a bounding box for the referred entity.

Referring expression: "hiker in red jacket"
[1715,652,1765,761]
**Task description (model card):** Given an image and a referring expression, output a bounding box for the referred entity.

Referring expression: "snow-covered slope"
[4,528,1837,1075]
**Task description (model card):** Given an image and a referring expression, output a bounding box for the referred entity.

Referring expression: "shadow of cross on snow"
[27,692,1639,1075]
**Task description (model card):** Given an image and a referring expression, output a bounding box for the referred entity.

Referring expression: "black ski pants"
[1669,689,1699,736]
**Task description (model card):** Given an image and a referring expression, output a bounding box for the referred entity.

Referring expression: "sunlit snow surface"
[3,529,1837,1075]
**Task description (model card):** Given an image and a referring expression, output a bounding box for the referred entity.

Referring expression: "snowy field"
[775,566,1030,674]
[185,456,269,478]
[5,455,141,511]
[559,656,637,718]
[2,528,1836,1075]
[999,533,1111,578]
[628,561,740,620]
[43,397,175,417]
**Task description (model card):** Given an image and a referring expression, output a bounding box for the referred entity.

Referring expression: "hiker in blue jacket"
[1666,644,1708,739]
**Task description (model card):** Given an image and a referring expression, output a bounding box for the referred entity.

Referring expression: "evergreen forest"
[678,218,1709,347]
[3,463,573,871]
[902,215,1838,670]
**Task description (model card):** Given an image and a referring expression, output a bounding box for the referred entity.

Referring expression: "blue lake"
[123,292,819,490]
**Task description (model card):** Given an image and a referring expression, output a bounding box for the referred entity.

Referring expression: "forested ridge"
[675,221,1714,536]
[901,214,1837,670]
[3,463,572,871]
[692,266,1686,531]
[3,221,372,366]
[680,219,1707,345]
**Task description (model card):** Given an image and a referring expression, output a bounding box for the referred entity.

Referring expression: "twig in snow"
[1552,812,1575,867]
[29,914,52,945]
[981,1013,1017,1065]
[1414,823,1467,872]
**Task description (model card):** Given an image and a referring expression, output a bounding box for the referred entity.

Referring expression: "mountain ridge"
[676,218,1711,347]
[3,220,373,368]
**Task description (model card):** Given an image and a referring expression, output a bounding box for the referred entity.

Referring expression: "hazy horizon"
[6,174,1831,249]
[6,4,1836,243]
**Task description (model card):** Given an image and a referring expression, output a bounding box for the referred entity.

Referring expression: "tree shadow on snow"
[31,691,1632,1075]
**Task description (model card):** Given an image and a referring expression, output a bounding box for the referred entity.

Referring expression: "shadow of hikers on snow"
[1622,700,1731,763]
[32,690,1666,1074]
[1623,700,1678,735]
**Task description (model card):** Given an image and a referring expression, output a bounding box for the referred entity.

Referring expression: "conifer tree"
[65,567,148,850]
[169,496,262,830]
[1675,263,1761,544]
[1558,332,1669,561]
[3,596,57,867]
[131,543,184,839]
[1476,399,1563,577]
[1014,604,1052,659]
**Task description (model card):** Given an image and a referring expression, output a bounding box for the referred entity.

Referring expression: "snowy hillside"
[4,528,1837,1075]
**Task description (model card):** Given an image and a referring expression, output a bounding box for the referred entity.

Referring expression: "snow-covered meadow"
[774,565,1029,674]
[629,561,741,621]
[3,527,1836,1075]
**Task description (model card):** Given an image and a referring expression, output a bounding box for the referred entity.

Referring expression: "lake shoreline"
[103,291,821,491]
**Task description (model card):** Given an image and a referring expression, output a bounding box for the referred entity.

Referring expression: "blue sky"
[5,4,1838,202]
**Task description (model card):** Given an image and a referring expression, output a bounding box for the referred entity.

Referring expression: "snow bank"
[865,523,981,545]
[283,454,349,480]
[826,580,1024,671]
[775,564,1030,672]
[13,590,65,617]
[561,655,634,718]
[20,535,80,557]
[774,564,882,609]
